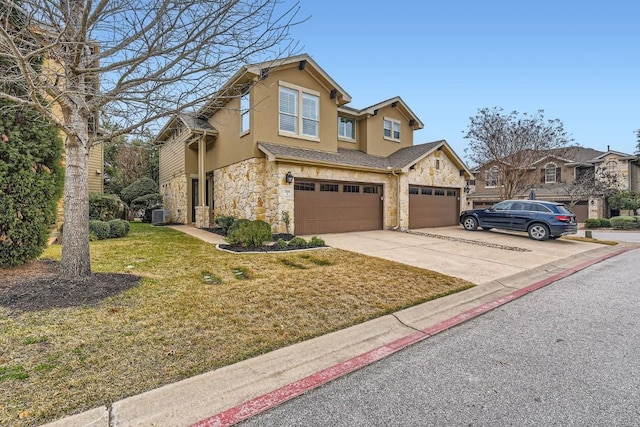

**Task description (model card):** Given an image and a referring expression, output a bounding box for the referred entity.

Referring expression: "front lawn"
[0,223,473,426]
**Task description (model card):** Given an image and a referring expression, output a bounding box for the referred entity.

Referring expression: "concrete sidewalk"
[42,228,639,427]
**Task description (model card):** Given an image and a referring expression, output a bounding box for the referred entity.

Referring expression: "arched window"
[485,166,499,187]
[544,162,559,183]
[606,160,618,176]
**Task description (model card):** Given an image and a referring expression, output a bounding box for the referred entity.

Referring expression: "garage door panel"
[409,186,459,228]
[294,181,382,235]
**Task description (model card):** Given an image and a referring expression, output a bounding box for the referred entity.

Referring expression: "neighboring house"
[155,54,473,234]
[467,146,640,222]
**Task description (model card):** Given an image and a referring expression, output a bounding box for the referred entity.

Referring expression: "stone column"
[195,136,210,228]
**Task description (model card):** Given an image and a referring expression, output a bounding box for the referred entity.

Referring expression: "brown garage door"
[409,186,459,228]
[564,201,588,223]
[294,181,383,235]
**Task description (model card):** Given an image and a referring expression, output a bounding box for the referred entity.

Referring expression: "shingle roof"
[178,114,217,132]
[258,141,445,171]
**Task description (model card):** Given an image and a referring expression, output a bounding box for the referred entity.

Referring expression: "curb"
[191,245,636,427]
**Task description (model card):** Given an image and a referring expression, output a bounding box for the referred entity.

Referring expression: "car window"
[555,205,573,215]
[493,201,514,211]
[530,203,552,212]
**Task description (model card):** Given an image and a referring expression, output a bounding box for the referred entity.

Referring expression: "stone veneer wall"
[161,175,188,224]
[213,158,269,224]
[212,158,399,233]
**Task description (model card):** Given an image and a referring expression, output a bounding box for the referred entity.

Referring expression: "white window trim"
[338,116,356,142]
[383,117,401,142]
[279,81,320,142]
[240,90,250,136]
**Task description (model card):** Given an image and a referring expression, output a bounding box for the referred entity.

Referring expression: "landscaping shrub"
[89,220,111,240]
[274,238,288,250]
[89,193,122,221]
[287,236,308,248]
[225,219,272,247]
[0,102,64,268]
[309,236,325,247]
[598,218,611,228]
[108,219,129,238]
[120,177,158,205]
[215,215,236,234]
[609,216,640,230]
[584,218,601,229]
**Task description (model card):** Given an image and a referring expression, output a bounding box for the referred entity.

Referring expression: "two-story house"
[467,146,640,222]
[155,54,473,235]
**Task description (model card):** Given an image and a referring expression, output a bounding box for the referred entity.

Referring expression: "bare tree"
[464,107,575,200]
[560,168,620,208]
[0,0,301,279]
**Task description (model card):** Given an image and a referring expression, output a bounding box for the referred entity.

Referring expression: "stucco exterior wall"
[161,175,188,224]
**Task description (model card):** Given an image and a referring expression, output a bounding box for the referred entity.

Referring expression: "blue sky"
[288,0,639,162]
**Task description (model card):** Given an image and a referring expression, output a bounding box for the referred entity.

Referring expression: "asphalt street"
[239,248,640,427]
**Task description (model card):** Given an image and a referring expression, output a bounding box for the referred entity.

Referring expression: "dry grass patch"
[561,236,619,245]
[0,223,473,426]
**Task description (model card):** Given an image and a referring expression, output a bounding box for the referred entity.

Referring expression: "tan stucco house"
[468,147,640,222]
[155,54,473,234]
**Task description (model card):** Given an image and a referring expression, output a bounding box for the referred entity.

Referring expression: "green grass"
[0,223,473,426]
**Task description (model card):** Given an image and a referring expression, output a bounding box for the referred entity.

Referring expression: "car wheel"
[528,223,550,241]
[462,216,478,231]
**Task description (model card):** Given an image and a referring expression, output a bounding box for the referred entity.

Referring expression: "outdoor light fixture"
[464,183,471,194]
[285,171,294,184]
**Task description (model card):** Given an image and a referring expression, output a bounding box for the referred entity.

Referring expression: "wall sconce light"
[464,183,471,194]
[285,171,294,184]
[590,199,595,205]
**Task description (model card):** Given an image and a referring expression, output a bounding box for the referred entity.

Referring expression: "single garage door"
[294,180,383,235]
[564,201,588,223]
[409,186,459,228]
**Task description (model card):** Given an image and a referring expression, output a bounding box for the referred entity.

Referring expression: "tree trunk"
[60,130,92,280]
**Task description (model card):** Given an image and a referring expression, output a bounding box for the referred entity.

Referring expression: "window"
[485,166,499,188]
[544,162,559,183]
[363,186,379,194]
[320,183,339,192]
[240,91,250,133]
[409,187,419,195]
[606,160,618,175]
[338,116,355,140]
[343,185,360,193]
[435,159,440,170]
[279,84,319,139]
[435,189,445,196]
[383,118,401,141]
[446,190,457,196]
[294,182,315,191]
[421,188,432,195]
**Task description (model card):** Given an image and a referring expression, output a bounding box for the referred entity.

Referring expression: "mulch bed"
[0,259,140,312]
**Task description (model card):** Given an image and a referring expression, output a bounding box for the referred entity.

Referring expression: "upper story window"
[338,116,355,140]
[544,162,560,183]
[279,83,319,139]
[383,117,401,142]
[240,91,250,134]
[606,160,618,176]
[485,166,499,188]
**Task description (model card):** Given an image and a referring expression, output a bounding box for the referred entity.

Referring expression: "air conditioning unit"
[151,209,169,225]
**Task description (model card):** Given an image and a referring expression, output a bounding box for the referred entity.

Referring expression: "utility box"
[151,209,169,225]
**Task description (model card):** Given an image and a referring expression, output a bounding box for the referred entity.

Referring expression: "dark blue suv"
[459,200,578,241]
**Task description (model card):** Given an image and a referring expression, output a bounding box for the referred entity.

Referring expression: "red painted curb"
[191,246,636,427]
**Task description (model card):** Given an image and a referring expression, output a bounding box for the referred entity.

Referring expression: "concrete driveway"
[318,227,608,284]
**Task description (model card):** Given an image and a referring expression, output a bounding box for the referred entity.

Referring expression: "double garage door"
[409,185,460,228]
[294,180,460,234]
[294,180,383,235]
